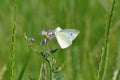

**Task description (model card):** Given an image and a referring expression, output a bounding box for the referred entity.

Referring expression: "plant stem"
[102,0,116,80]
[39,63,43,80]
[10,0,16,80]
[46,59,52,80]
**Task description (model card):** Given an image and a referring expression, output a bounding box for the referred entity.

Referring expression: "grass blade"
[17,52,31,80]
[97,0,116,80]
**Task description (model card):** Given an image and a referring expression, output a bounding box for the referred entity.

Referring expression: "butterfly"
[54,27,79,49]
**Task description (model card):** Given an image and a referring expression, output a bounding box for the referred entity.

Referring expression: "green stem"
[10,0,16,80]
[102,0,116,80]
[39,62,43,80]
[97,46,105,80]
[46,59,52,80]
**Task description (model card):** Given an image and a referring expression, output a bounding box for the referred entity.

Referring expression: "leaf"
[54,73,64,80]
[40,52,45,58]
[50,49,58,54]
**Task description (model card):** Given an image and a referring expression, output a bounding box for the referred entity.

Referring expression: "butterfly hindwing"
[55,31,72,49]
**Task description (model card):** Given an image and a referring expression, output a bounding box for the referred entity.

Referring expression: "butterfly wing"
[55,31,72,49]
[60,29,79,41]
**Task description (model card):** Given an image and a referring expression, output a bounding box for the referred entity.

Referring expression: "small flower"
[40,29,55,46]
[29,37,35,43]
[47,30,55,40]
[41,38,47,46]
[46,49,50,54]
[48,30,54,35]
[47,34,53,40]
[39,29,47,36]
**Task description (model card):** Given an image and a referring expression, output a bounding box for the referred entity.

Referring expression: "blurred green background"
[0,0,120,80]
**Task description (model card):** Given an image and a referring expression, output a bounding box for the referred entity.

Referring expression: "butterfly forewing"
[60,29,79,41]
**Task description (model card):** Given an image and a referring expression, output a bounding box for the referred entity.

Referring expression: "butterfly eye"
[70,33,73,36]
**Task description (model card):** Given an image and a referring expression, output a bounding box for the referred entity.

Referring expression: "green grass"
[10,0,16,80]
[0,0,120,80]
[97,0,116,80]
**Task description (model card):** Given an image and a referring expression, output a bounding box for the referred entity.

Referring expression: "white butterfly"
[55,27,79,49]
